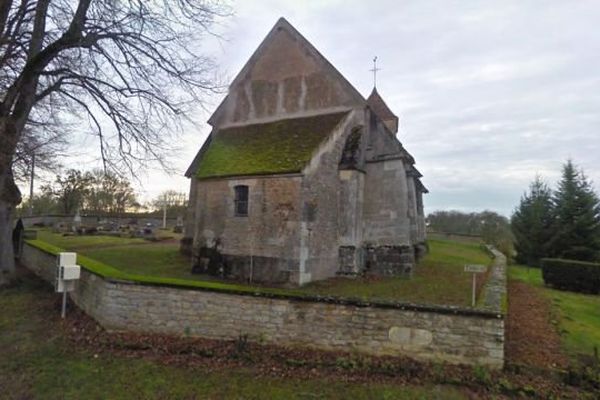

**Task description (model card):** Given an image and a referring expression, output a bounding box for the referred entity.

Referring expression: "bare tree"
[85,168,137,214]
[0,0,229,285]
[41,168,91,214]
[13,113,69,182]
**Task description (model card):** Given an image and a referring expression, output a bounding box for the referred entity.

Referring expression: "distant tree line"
[17,169,187,218]
[427,209,513,255]
[511,160,600,266]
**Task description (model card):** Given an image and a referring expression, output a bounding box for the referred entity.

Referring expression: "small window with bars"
[234,185,249,217]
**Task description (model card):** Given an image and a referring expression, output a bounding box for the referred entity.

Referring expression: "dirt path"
[506,280,569,369]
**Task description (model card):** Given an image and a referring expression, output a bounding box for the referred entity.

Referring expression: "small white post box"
[57,252,77,267]
[55,252,81,318]
[55,252,81,292]
[58,265,81,281]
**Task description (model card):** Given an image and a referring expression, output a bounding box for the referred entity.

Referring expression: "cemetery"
[2,3,600,399]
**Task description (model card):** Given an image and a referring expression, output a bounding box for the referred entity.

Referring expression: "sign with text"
[464,264,487,273]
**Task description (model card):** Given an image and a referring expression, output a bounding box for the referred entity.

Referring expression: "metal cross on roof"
[370,56,380,88]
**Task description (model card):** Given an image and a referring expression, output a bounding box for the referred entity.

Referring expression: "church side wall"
[406,176,419,245]
[298,112,359,283]
[359,111,416,276]
[191,176,302,283]
[362,159,411,246]
[21,242,505,369]
[337,170,365,275]
[417,190,427,243]
[362,111,411,247]
[181,178,198,256]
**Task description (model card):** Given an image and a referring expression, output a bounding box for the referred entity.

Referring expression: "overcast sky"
[25,0,600,216]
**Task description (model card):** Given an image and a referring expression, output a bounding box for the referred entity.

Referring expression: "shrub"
[541,258,600,294]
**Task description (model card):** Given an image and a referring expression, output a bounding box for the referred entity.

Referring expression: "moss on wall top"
[196,112,349,179]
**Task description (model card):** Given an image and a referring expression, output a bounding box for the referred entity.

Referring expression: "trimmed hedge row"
[541,258,600,294]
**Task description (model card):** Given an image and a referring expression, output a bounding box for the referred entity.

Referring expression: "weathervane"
[370,56,380,88]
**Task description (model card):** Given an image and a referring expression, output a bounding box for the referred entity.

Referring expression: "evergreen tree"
[511,176,554,266]
[550,160,600,261]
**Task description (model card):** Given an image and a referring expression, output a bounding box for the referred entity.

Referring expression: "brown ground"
[506,280,569,369]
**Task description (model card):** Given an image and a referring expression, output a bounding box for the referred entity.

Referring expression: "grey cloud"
[36,1,599,213]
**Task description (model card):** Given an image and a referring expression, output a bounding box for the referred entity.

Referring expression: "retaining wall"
[21,242,505,368]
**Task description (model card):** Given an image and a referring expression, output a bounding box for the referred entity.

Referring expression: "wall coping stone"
[480,245,507,314]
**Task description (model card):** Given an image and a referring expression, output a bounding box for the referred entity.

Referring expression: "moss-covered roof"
[196,112,349,179]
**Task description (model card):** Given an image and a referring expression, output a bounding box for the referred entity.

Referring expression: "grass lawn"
[509,265,600,361]
[300,239,492,307]
[35,230,194,280]
[84,244,194,279]
[36,229,146,249]
[32,231,492,307]
[0,276,468,400]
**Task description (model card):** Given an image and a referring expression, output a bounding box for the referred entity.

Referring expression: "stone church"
[182,18,427,285]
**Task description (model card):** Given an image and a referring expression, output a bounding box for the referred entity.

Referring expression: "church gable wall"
[212,28,363,128]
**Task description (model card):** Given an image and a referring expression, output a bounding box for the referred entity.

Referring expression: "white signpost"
[464,264,487,307]
[56,252,81,318]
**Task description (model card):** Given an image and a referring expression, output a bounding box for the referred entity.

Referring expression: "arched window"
[234,185,249,216]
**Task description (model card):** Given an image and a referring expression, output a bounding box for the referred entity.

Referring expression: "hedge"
[541,258,600,294]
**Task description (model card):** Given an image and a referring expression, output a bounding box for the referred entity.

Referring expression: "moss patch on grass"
[196,112,348,179]
[509,265,600,361]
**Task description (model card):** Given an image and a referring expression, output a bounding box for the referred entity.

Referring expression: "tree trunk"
[0,119,22,286]
[0,172,20,286]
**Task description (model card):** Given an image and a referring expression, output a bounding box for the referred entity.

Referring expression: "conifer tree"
[511,176,554,265]
[550,160,600,261]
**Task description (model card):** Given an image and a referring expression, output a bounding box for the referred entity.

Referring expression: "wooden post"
[61,290,67,319]
[472,273,476,307]
[464,264,486,308]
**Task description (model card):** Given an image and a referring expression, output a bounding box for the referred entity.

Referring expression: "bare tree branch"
[0,0,231,279]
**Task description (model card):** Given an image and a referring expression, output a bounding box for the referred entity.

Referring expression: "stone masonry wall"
[21,242,505,368]
[298,111,358,283]
[191,175,303,283]
[212,22,363,128]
